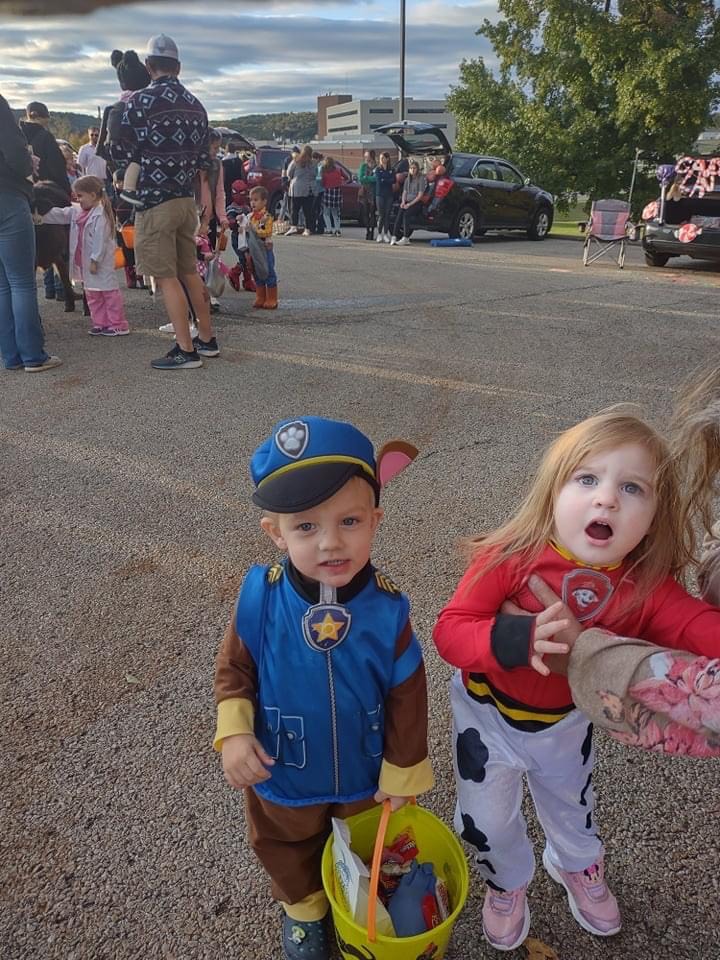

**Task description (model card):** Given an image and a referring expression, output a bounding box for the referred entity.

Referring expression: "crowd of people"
[0,34,279,372]
[0,32,452,374]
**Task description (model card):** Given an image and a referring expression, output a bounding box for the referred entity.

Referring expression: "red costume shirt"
[433,543,720,730]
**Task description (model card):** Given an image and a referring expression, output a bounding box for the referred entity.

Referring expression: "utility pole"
[399,0,406,121]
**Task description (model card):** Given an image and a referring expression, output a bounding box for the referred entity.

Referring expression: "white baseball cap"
[146,34,179,60]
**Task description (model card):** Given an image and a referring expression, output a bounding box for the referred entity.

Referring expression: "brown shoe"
[263,285,278,310]
[253,285,267,309]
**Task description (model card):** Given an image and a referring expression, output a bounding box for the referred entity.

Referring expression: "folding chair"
[582,199,631,269]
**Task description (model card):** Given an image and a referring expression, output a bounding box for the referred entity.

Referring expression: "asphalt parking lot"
[2,229,719,960]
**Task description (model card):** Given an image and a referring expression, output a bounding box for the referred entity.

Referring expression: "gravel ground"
[2,230,719,960]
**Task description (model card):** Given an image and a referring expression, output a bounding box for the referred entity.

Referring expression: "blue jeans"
[0,191,48,369]
[43,266,64,297]
[265,249,277,288]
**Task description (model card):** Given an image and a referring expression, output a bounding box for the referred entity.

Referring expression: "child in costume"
[433,392,720,952]
[247,186,278,310]
[214,416,434,960]
[41,175,129,337]
[225,178,255,293]
[97,50,150,208]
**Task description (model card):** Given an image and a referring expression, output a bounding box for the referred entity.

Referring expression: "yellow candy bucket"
[321,801,469,960]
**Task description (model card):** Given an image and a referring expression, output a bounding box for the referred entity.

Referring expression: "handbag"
[205,257,225,297]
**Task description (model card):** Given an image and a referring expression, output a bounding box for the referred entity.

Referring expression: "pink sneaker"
[482,884,530,951]
[543,851,621,936]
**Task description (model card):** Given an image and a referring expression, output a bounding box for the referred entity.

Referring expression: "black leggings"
[291,195,314,230]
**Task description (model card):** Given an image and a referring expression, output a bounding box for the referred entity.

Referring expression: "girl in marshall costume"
[434,369,720,952]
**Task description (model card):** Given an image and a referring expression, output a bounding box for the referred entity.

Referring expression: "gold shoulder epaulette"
[375,570,401,596]
[267,563,284,585]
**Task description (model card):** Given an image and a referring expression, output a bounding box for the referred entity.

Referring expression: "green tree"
[448,1,720,211]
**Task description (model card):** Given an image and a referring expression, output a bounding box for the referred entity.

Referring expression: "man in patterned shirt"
[117,34,219,370]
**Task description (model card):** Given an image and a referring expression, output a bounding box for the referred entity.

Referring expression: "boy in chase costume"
[214,416,433,960]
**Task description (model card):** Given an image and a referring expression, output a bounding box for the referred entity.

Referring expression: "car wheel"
[644,250,670,267]
[270,192,284,220]
[450,206,477,240]
[527,206,551,240]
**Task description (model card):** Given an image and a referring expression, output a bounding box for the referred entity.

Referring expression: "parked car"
[374,122,554,240]
[642,188,720,267]
[243,145,363,223]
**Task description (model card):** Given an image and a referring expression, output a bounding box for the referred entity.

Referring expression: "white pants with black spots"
[450,672,603,892]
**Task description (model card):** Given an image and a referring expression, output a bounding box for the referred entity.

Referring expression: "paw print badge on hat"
[275,421,308,459]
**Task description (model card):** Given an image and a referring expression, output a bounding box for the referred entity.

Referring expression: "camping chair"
[582,199,631,269]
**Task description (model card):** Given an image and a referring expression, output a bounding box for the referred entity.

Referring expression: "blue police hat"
[250,416,380,512]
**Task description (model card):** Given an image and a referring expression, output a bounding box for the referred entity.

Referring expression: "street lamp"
[399,0,406,121]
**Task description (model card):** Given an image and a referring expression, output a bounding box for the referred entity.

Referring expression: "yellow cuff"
[281,890,329,921]
[378,757,434,798]
[213,698,255,751]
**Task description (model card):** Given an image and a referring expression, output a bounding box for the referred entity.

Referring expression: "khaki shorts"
[134,197,198,279]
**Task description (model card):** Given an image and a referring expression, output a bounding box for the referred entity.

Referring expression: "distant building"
[317,95,352,139]
[320,96,456,146]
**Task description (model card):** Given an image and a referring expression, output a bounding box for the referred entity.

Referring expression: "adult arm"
[0,101,32,180]
[568,627,720,756]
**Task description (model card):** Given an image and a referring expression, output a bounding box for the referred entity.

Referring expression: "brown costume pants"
[245,788,377,905]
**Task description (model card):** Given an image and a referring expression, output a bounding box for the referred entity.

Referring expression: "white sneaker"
[390,236,398,245]
[398,236,411,246]
[302,229,311,237]
[159,322,174,333]
[375,233,383,243]
[285,226,298,236]
[383,232,391,244]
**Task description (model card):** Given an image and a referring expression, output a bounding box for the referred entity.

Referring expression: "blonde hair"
[74,175,115,231]
[466,405,690,609]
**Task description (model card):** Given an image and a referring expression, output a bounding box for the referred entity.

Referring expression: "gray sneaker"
[150,343,202,370]
[25,356,62,372]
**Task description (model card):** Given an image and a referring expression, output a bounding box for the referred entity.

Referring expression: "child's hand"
[374,789,410,812]
[221,734,275,789]
[89,259,98,274]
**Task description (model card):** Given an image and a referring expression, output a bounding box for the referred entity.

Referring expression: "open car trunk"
[662,194,720,227]
[374,121,452,157]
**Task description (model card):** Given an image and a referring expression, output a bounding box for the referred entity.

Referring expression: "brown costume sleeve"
[378,621,434,796]
[213,617,259,750]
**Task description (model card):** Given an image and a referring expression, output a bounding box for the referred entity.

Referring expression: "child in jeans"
[247,186,278,309]
[214,416,433,960]
[41,175,129,336]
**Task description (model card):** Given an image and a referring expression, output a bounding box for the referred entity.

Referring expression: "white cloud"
[0,0,496,115]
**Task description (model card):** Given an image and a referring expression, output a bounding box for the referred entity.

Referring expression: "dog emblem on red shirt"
[562,569,614,622]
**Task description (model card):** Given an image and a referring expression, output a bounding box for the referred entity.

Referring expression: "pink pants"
[85,289,129,331]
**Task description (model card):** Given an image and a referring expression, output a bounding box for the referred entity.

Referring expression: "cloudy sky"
[0,0,498,119]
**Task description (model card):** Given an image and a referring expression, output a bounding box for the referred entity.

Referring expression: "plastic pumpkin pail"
[120,225,135,249]
[321,802,468,960]
[114,246,126,269]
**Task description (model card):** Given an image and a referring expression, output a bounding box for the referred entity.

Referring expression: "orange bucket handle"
[367,798,416,943]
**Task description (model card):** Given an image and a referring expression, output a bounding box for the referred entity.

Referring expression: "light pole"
[399,0,406,121]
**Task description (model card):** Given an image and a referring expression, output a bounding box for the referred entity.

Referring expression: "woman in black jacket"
[0,95,61,371]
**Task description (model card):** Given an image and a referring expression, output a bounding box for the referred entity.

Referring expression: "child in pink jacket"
[42,175,129,336]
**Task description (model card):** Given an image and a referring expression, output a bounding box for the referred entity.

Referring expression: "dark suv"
[243,145,363,223]
[375,122,554,240]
